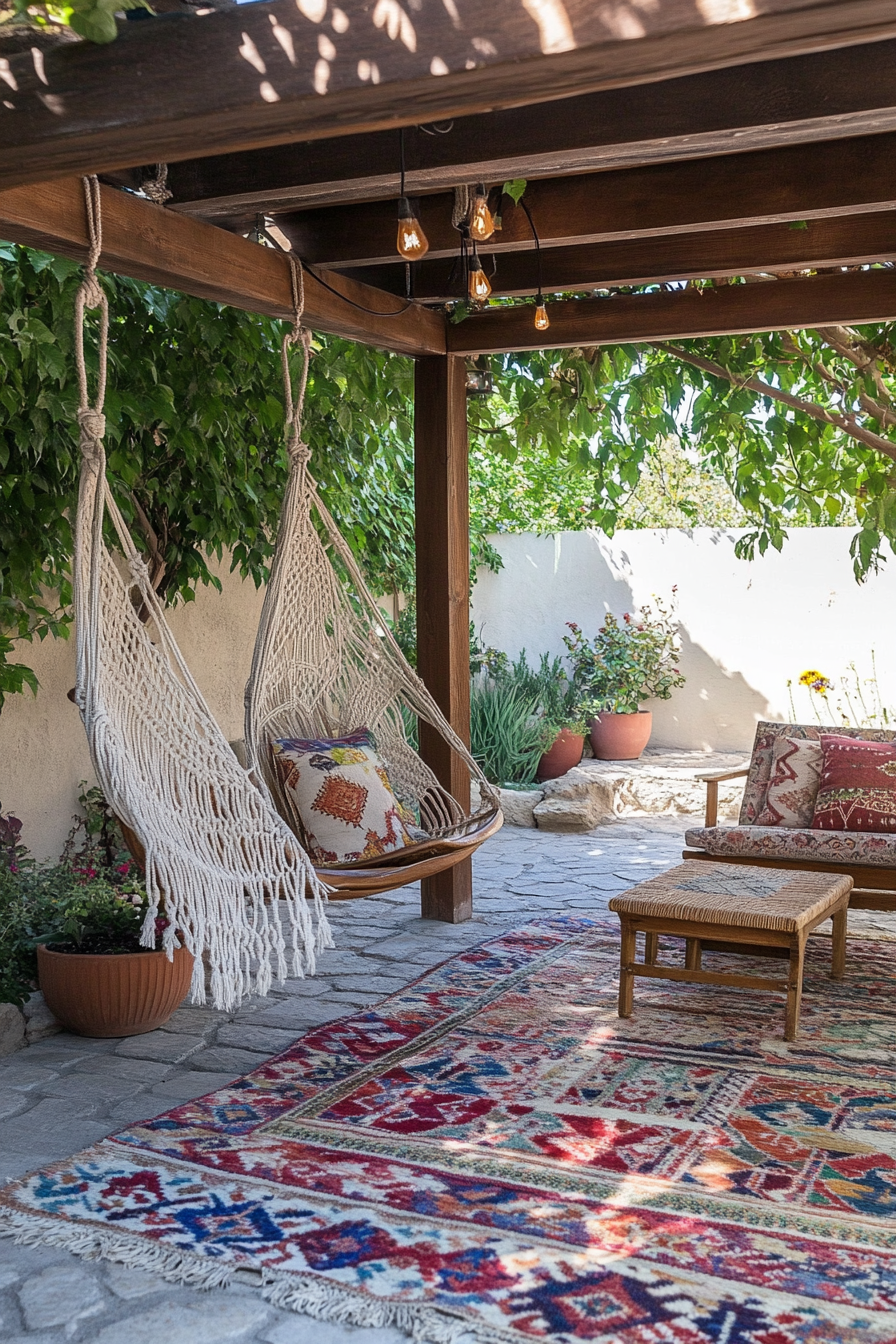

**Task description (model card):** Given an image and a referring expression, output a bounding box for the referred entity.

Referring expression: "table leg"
[831,905,847,980]
[785,936,805,1041]
[685,938,702,971]
[619,920,636,1018]
[644,932,659,965]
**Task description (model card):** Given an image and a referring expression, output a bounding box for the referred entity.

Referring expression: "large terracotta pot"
[37,944,193,1038]
[537,729,584,781]
[589,710,652,761]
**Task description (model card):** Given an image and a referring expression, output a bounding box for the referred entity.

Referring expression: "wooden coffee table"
[608,861,852,1040]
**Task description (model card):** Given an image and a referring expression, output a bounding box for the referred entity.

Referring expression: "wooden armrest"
[699,765,750,827]
[696,766,750,783]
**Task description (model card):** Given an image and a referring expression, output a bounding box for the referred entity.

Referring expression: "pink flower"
[117,862,131,876]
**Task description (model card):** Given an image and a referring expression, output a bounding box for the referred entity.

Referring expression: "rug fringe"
[0,1206,234,1288]
[0,1206,512,1344]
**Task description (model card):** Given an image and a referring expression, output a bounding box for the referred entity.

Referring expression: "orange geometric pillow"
[812,734,896,833]
[271,730,423,864]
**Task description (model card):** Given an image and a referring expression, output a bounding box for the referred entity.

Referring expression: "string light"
[396,127,429,261]
[519,196,548,335]
[469,183,495,242]
[397,199,429,260]
[468,250,492,301]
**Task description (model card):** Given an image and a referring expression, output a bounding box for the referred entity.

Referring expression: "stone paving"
[1,816,892,1343]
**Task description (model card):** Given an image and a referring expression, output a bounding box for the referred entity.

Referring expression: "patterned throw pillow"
[755,736,823,827]
[812,734,896,833]
[272,730,423,864]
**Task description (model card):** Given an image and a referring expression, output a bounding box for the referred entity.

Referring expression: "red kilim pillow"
[812,734,896,832]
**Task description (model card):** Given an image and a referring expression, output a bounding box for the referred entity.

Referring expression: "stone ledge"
[531,748,748,833]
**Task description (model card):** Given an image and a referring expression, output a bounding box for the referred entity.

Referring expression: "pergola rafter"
[165,37,896,218]
[1,0,895,188]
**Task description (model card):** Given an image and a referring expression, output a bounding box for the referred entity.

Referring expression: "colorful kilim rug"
[4,915,896,1342]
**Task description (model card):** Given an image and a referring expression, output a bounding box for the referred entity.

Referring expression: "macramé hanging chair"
[243,257,503,897]
[70,180,501,1009]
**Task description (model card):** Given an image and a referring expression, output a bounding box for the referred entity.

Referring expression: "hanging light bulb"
[469,183,495,243]
[534,297,550,331]
[468,251,492,301]
[396,197,429,260]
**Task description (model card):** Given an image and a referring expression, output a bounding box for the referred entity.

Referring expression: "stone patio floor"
[2,816,894,1343]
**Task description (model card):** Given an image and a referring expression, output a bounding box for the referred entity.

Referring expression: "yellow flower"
[798,669,833,694]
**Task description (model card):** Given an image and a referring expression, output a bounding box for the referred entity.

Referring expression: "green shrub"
[470,679,556,787]
[564,597,685,714]
[501,650,585,734]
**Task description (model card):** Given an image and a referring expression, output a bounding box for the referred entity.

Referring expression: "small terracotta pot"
[589,710,653,761]
[37,944,193,1038]
[537,729,584,781]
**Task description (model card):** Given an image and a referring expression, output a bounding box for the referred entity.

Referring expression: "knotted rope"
[142,163,173,206]
[74,176,108,464]
[281,254,312,466]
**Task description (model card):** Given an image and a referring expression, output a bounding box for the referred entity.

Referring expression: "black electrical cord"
[518,196,545,303]
[255,224,415,318]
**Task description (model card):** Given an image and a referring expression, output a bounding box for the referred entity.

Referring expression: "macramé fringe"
[0,1206,513,1344]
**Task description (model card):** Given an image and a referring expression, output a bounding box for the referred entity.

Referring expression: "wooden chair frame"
[683,766,896,913]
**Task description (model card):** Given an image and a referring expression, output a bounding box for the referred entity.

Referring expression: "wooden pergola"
[2,0,896,923]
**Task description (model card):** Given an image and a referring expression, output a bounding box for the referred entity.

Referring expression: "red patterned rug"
[3,915,896,1343]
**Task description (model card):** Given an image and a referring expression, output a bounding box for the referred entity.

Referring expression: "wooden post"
[414,355,472,924]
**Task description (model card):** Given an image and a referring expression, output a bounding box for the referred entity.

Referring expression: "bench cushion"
[685,823,896,869]
[739,721,896,824]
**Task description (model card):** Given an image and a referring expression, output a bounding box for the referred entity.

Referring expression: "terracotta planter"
[537,728,584,781]
[589,710,653,761]
[37,944,193,1038]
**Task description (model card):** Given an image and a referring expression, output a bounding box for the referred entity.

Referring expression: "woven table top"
[608,861,853,933]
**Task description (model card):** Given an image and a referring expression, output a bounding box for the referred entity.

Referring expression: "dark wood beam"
[0,179,445,357]
[277,131,896,268]
[2,0,896,188]
[169,39,896,218]
[414,355,472,925]
[446,269,896,355]
[347,214,896,301]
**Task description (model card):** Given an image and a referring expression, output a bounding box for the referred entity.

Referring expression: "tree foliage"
[467,313,896,573]
[3,245,896,708]
[0,244,429,704]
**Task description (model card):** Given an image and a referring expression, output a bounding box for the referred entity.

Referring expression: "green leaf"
[502,179,528,205]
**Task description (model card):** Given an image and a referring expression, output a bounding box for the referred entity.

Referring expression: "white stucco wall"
[4,525,894,858]
[0,560,265,861]
[470,528,896,754]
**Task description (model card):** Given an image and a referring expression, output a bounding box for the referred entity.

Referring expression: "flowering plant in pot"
[564,597,685,760]
[33,876,193,1039]
[8,785,192,1037]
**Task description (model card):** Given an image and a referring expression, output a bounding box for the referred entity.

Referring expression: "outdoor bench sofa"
[683,720,896,912]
